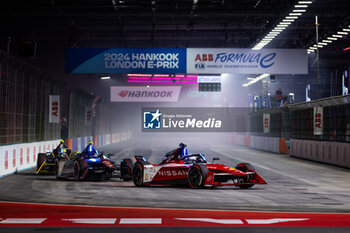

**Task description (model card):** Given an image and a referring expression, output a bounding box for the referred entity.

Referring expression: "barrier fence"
[0,131,132,178]
[290,138,350,169]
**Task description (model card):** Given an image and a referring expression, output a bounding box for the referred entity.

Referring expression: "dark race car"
[132,143,267,189]
[55,141,117,181]
[36,140,76,174]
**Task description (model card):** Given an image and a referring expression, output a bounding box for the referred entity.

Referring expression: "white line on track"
[119,218,162,224]
[175,218,244,224]
[0,218,47,224]
[62,218,117,224]
[246,218,309,224]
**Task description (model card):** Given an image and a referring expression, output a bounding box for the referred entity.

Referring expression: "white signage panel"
[314,107,323,135]
[111,86,181,102]
[263,113,270,133]
[49,95,60,123]
[187,48,308,74]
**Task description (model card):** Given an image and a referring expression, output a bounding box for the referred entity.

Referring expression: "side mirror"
[212,157,220,163]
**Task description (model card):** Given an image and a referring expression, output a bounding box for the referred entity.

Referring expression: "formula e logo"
[118,90,129,97]
[143,109,162,129]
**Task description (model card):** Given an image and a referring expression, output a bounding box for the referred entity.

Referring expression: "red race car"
[132,143,267,189]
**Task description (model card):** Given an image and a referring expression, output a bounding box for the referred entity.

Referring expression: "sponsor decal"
[20,148,23,165]
[13,150,16,167]
[263,113,270,133]
[187,48,308,74]
[158,170,188,176]
[5,151,8,170]
[111,86,181,102]
[314,107,323,135]
[33,147,36,162]
[49,95,60,123]
[27,148,30,164]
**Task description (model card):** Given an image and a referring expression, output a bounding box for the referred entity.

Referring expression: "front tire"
[188,164,208,189]
[235,163,255,189]
[132,163,144,187]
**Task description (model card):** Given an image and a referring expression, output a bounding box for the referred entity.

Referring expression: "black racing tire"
[74,161,81,181]
[121,158,134,181]
[235,163,255,172]
[235,163,255,189]
[36,153,46,172]
[132,162,144,187]
[94,174,103,182]
[188,164,208,189]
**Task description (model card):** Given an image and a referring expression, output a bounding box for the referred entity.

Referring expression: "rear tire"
[36,153,46,172]
[235,163,255,189]
[188,164,208,189]
[121,158,134,181]
[132,162,144,187]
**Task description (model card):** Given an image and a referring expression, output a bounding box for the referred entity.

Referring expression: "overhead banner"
[313,107,323,135]
[49,95,60,123]
[187,48,307,74]
[111,86,181,102]
[66,48,187,74]
[66,48,308,74]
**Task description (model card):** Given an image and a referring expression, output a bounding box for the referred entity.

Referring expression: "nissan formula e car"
[36,140,77,174]
[132,143,267,189]
[55,142,132,181]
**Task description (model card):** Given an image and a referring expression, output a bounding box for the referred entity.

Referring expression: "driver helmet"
[83,141,98,157]
[179,143,188,158]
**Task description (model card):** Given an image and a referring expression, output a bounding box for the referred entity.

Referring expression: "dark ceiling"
[0,0,349,68]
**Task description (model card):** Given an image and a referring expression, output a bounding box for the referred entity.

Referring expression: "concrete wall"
[290,139,350,168]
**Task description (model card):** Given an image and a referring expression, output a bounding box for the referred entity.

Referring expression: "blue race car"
[55,141,116,181]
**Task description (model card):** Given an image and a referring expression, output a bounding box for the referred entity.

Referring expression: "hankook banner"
[111,86,181,102]
[142,108,251,132]
[66,48,308,74]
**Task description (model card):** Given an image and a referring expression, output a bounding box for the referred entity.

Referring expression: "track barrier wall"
[0,140,60,178]
[290,138,350,168]
[0,131,132,178]
[231,134,289,154]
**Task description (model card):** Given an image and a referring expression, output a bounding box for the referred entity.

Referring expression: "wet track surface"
[1,136,350,213]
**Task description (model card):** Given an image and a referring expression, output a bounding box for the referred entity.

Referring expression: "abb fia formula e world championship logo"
[143,109,162,129]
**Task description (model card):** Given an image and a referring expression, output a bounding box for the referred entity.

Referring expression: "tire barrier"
[0,140,60,178]
[290,139,350,168]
